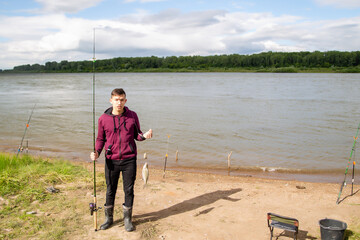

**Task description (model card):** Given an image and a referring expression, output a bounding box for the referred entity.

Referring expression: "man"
[90,88,152,232]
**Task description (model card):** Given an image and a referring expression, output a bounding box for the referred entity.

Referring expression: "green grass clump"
[345,224,360,240]
[0,152,92,239]
[0,153,89,204]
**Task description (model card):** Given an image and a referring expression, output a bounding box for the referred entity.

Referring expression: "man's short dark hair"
[111,88,126,97]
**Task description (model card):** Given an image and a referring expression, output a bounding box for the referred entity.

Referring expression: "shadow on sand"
[337,188,360,204]
[134,188,242,224]
[273,230,318,240]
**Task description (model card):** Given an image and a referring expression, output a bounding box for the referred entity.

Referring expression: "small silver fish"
[142,162,149,186]
[143,152,147,160]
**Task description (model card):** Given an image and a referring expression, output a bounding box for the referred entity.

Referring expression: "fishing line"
[166,134,170,156]
[17,103,36,158]
[140,91,161,163]
[336,121,360,204]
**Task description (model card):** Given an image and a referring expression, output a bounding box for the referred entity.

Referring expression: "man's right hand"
[90,151,99,161]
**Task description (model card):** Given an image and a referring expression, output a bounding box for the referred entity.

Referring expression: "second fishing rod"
[17,103,36,158]
[336,121,360,204]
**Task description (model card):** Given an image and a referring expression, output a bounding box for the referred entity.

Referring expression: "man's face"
[110,94,127,112]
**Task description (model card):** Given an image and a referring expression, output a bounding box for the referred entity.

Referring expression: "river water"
[0,72,359,182]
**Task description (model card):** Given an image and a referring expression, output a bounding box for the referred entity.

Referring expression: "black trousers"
[105,158,137,208]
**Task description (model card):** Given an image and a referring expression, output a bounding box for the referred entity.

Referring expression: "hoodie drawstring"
[112,116,116,132]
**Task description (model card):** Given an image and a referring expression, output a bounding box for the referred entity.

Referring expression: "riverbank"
[2,66,360,73]
[0,143,347,184]
[1,153,359,239]
[2,51,360,74]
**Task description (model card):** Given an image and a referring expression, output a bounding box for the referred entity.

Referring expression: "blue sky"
[0,0,360,69]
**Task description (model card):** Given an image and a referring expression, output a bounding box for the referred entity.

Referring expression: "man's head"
[110,88,127,115]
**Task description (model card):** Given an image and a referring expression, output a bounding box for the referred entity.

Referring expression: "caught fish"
[142,162,149,186]
[144,152,147,160]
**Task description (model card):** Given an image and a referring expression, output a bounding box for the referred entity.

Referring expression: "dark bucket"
[319,218,347,240]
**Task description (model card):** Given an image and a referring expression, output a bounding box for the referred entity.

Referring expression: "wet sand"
[0,141,348,184]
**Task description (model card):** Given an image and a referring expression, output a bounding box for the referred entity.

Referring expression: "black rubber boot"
[123,204,134,232]
[100,205,113,230]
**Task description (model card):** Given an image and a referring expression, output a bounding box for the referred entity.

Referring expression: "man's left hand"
[143,129,153,139]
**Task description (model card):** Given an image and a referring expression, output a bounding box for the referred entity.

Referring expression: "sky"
[0,0,360,69]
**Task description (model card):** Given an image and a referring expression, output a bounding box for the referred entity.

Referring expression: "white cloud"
[0,14,99,68]
[314,0,360,8]
[257,40,304,52]
[35,0,104,14]
[0,9,360,69]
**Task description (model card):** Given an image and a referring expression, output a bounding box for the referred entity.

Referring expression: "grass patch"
[345,223,360,240]
[140,221,159,240]
[0,152,94,239]
[0,153,89,204]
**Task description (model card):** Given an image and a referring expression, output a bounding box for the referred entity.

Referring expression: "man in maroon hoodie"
[90,88,152,232]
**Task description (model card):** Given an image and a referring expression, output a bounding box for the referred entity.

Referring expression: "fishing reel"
[89,202,101,216]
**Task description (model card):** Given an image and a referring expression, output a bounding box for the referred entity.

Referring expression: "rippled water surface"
[1,72,359,179]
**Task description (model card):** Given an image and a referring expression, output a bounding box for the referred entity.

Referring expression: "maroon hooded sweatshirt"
[95,106,145,161]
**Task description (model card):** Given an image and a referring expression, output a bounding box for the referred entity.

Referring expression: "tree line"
[5,51,360,73]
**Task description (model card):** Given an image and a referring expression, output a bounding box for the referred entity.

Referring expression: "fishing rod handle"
[93,196,97,231]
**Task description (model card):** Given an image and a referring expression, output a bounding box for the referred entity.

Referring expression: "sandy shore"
[70,162,360,240]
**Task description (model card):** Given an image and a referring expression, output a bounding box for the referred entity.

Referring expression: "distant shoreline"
[2,66,360,74]
[2,51,360,73]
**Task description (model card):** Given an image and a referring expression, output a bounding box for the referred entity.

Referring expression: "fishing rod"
[336,122,360,204]
[351,147,356,195]
[89,28,100,231]
[17,103,36,158]
[163,134,170,178]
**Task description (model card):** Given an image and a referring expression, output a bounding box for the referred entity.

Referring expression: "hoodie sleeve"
[133,112,146,141]
[95,116,106,155]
